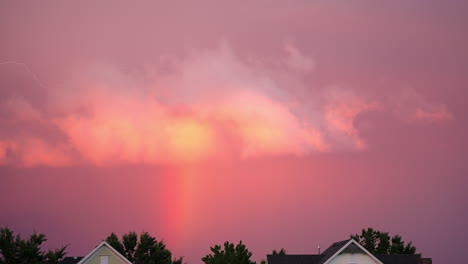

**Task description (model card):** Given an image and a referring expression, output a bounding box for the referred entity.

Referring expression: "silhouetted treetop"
[105,231,182,264]
[0,226,67,264]
[202,241,256,264]
[350,228,416,255]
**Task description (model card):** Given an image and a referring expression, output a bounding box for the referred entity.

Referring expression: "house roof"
[58,257,84,264]
[266,240,354,264]
[318,239,351,264]
[376,254,422,264]
[77,241,132,264]
[320,239,383,264]
[267,239,424,264]
[267,255,322,264]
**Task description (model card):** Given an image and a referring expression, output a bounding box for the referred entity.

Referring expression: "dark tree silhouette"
[271,248,286,255]
[202,241,256,264]
[105,232,182,264]
[260,248,287,264]
[351,228,416,254]
[0,227,67,264]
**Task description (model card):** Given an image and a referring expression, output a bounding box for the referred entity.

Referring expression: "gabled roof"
[267,254,322,264]
[376,254,422,264]
[77,241,132,264]
[320,239,383,264]
[268,239,419,264]
[318,239,350,264]
[267,237,431,264]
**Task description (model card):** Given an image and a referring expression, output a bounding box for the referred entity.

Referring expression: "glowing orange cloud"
[165,118,216,162]
[0,43,454,167]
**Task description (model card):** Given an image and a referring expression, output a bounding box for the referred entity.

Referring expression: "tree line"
[0,227,416,264]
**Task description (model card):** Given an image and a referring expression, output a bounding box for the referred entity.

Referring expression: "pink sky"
[0,1,467,263]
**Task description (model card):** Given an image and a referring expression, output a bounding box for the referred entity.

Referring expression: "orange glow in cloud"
[19,138,72,167]
[166,118,216,162]
[0,43,454,167]
[210,92,328,157]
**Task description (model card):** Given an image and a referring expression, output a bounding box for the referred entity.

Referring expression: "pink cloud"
[283,44,315,73]
[0,43,454,167]
[324,88,379,150]
[0,141,14,165]
[414,106,454,122]
[0,138,71,167]
[390,88,454,124]
[18,138,72,167]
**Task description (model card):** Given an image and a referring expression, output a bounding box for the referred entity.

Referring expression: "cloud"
[0,43,454,167]
[414,106,454,122]
[390,88,454,124]
[0,141,13,165]
[324,88,379,150]
[283,44,315,73]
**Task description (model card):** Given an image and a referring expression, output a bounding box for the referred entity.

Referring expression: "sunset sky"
[0,1,467,263]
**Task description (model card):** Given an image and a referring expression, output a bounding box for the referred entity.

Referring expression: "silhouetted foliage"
[106,233,124,255]
[351,228,416,254]
[259,248,287,264]
[202,241,256,264]
[271,248,286,255]
[172,256,183,264]
[0,226,67,264]
[106,232,182,264]
[389,235,416,254]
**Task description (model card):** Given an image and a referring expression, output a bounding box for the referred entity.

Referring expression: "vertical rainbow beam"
[162,166,199,250]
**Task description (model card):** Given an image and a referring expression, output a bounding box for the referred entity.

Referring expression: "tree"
[172,257,183,264]
[260,248,287,264]
[0,226,67,264]
[202,241,256,264]
[105,232,182,264]
[389,235,415,254]
[106,233,124,255]
[271,248,286,255]
[351,228,416,255]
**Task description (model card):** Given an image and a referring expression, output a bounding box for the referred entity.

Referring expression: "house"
[58,241,131,264]
[267,239,432,264]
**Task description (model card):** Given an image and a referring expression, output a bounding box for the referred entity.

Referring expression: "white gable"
[323,240,383,264]
[327,252,380,264]
[77,241,131,264]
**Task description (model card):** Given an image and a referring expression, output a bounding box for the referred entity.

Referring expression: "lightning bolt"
[0,61,48,89]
